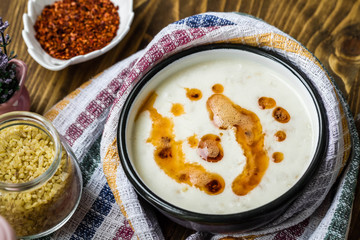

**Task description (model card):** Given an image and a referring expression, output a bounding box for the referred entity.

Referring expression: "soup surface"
[128,50,318,214]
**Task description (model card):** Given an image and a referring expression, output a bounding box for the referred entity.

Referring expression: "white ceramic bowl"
[22,0,134,71]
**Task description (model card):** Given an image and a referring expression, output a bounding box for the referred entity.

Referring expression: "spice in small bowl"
[34,0,120,60]
[22,0,134,70]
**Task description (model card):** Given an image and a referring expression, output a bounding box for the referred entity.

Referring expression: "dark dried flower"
[0,18,9,33]
[0,34,10,45]
[0,52,7,70]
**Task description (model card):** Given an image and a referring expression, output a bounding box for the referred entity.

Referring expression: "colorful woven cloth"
[44,13,360,239]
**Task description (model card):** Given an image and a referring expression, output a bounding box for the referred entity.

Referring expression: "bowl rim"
[22,0,134,71]
[117,43,329,224]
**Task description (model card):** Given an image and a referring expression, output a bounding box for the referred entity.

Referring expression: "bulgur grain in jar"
[0,112,82,238]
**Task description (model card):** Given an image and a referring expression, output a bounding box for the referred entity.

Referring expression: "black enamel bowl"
[117,44,328,233]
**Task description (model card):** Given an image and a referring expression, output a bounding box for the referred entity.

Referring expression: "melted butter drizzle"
[212,84,224,93]
[140,93,225,195]
[171,103,185,116]
[274,130,286,142]
[206,94,269,196]
[272,152,284,163]
[258,97,276,109]
[187,134,199,148]
[197,134,223,162]
[273,107,290,123]
[185,88,202,101]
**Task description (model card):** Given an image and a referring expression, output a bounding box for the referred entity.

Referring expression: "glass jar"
[0,111,82,239]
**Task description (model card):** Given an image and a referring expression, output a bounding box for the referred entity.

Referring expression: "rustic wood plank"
[281,1,307,33]
[224,0,242,12]
[239,0,255,16]
[207,0,226,12]
[145,0,179,37]
[179,0,207,19]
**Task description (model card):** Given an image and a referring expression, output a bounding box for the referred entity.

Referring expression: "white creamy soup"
[127,49,319,214]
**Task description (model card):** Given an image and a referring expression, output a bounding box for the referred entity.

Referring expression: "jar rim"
[0,111,62,192]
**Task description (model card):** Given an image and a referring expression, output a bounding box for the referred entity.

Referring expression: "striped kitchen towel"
[44,12,359,240]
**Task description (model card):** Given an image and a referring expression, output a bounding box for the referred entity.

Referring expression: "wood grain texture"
[1,0,360,239]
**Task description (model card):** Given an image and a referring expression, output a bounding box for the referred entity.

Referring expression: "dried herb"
[34,0,120,60]
[0,17,18,104]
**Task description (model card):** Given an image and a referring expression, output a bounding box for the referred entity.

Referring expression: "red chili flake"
[34,0,120,60]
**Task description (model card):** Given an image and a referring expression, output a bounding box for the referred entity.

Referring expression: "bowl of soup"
[117,44,328,233]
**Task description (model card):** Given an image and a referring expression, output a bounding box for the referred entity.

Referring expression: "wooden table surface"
[2,0,360,239]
